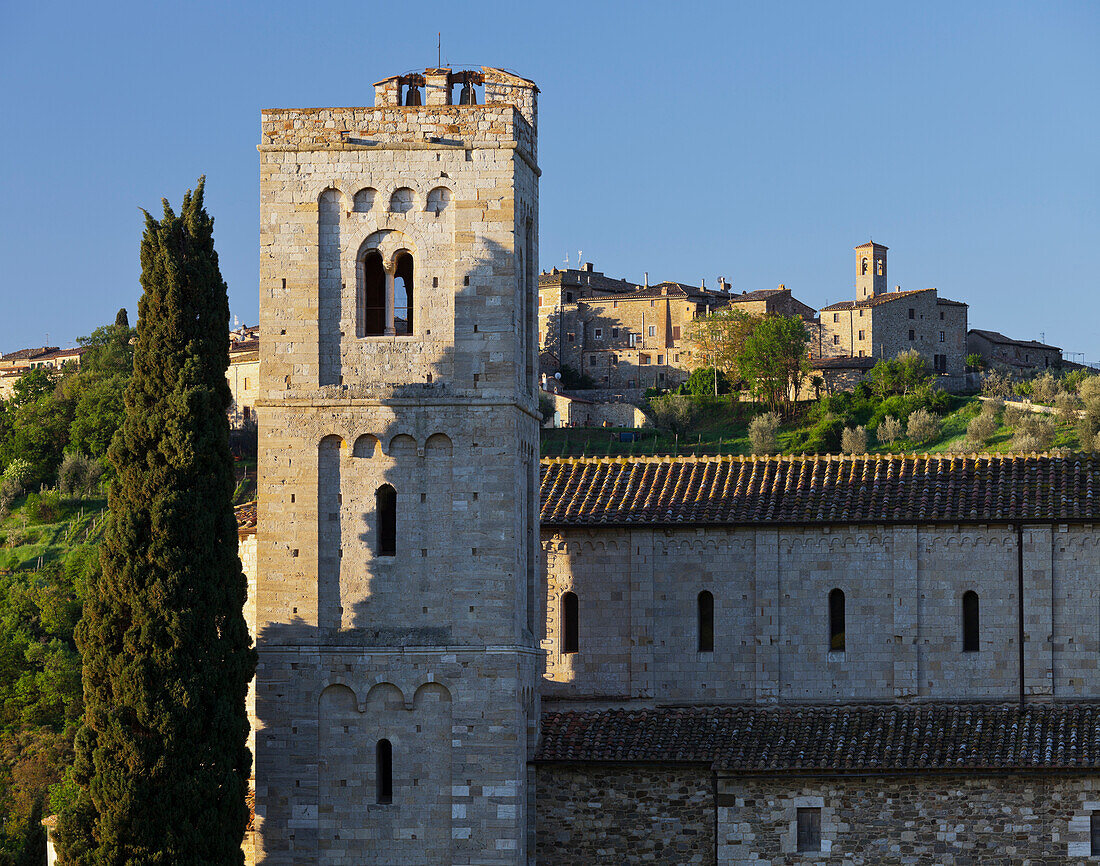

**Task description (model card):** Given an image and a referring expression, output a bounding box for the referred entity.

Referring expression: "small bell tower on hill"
[855,240,888,300]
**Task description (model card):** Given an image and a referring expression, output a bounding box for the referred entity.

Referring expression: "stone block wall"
[718,773,1100,864]
[541,523,1100,706]
[535,764,714,864]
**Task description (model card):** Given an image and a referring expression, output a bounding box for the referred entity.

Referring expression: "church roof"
[539,453,1100,527]
[854,240,888,250]
[536,702,1100,773]
[819,288,936,312]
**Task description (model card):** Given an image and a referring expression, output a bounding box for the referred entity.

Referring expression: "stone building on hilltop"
[968,327,1063,372]
[817,241,969,385]
[241,67,1100,864]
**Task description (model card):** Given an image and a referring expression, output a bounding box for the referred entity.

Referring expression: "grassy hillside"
[542,395,1084,458]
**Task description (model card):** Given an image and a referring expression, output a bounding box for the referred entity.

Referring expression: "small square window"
[657,355,664,365]
[832,313,839,323]
[858,330,864,340]
[567,333,575,343]
[797,808,821,853]
[648,326,656,337]
[1091,811,1100,855]
[612,327,619,338]
[833,335,840,345]
[940,310,945,320]
[908,308,915,319]
[908,330,915,341]
[594,328,603,339]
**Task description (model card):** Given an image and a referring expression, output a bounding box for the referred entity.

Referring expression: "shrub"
[683,367,731,397]
[748,412,781,454]
[876,415,903,446]
[1003,405,1025,429]
[966,353,986,370]
[25,491,62,525]
[1030,372,1058,404]
[2,458,33,488]
[1055,391,1079,425]
[906,408,939,445]
[967,411,998,445]
[59,453,103,498]
[840,425,867,454]
[1012,414,1055,451]
[981,369,1014,398]
[800,415,845,454]
[646,396,699,435]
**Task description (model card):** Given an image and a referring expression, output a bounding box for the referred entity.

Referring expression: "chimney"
[583,262,594,273]
[895,285,901,292]
[718,277,727,292]
[644,272,649,288]
[701,278,706,290]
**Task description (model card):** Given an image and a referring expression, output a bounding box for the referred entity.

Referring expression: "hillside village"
[3,59,1100,866]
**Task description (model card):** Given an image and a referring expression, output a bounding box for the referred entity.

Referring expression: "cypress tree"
[59,178,255,865]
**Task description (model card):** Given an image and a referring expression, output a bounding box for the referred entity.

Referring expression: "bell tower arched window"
[376,484,396,556]
[394,252,414,336]
[362,251,386,337]
[698,590,714,652]
[861,257,868,276]
[829,588,845,652]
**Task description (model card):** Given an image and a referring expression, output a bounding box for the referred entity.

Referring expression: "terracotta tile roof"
[820,288,934,312]
[537,703,1100,772]
[539,453,1100,526]
[235,501,257,535]
[854,241,888,250]
[729,288,784,303]
[1,346,58,362]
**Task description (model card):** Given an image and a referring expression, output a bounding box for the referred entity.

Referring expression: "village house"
[968,327,1063,371]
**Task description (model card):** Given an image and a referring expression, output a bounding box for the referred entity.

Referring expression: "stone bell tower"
[254,67,540,864]
[855,240,888,300]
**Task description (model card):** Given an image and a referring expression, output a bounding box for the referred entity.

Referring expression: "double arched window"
[359,250,415,337]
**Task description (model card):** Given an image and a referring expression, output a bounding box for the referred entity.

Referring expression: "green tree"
[736,314,809,415]
[59,179,255,864]
[867,349,930,399]
[684,307,756,391]
[683,367,731,397]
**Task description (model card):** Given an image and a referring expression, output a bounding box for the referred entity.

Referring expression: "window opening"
[562,592,579,654]
[362,251,386,337]
[797,808,821,852]
[394,253,414,335]
[1091,812,1100,855]
[962,591,979,652]
[376,485,396,556]
[376,739,393,804]
[861,257,868,276]
[829,588,845,652]
[698,591,714,652]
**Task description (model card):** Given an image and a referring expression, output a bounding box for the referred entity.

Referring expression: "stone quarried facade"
[535,767,1100,865]
[254,67,541,865]
[535,765,713,864]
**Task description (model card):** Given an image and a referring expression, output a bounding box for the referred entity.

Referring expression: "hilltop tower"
[855,240,888,299]
[255,67,541,864]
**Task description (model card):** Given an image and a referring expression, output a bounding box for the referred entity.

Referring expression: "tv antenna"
[437,33,441,68]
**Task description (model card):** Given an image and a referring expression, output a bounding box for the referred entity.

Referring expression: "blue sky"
[1,1,1096,360]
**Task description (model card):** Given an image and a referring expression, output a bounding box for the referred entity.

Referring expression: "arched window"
[376,485,396,556]
[362,250,386,336]
[376,739,392,804]
[829,588,845,652]
[562,591,578,654]
[876,258,884,276]
[697,590,714,652]
[394,252,414,336]
[861,257,868,276]
[962,591,979,652]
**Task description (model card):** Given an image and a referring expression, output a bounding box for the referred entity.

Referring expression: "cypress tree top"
[61,178,255,865]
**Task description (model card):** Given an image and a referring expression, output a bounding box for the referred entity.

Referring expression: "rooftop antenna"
[437,33,441,68]
[578,250,583,267]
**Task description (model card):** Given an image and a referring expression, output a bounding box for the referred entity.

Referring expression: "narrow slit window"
[698,590,714,652]
[562,591,578,654]
[962,591,979,652]
[376,739,392,804]
[376,485,396,556]
[829,588,845,652]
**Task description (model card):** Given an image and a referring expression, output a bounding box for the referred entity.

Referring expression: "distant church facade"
[245,67,1100,865]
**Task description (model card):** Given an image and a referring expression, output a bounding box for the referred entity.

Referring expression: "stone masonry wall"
[542,523,1100,706]
[536,764,714,864]
[718,773,1100,864]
